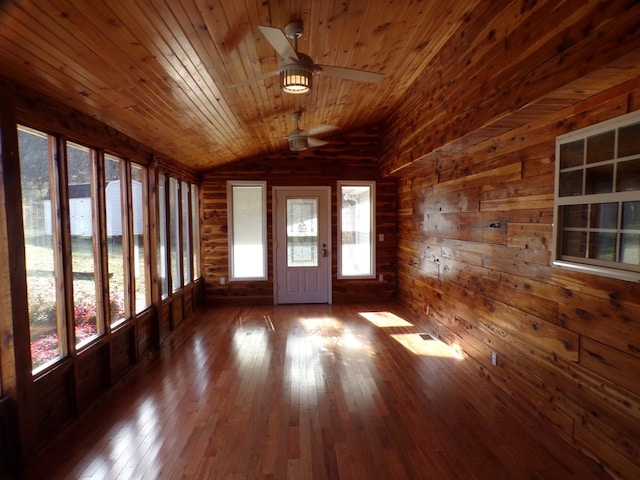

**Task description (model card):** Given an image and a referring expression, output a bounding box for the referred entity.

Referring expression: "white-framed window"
[227,181,267,280]
[338,181,376,278]
[553,109,640,282]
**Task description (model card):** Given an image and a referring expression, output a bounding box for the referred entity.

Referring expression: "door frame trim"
[272,186,332,305]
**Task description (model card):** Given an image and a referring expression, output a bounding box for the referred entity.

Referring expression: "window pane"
[67,142,100,348]
[622,201,640,230]
[589,232,617,262]
[559,140,584,169]
[618,122,640,158]
[562,231,587,258]
[105,155,126,326]
[19,126,66,371]
[586,131,615,164]
[559,170,583,197]
[590,203,618,230]
[132,164,150,312]
[563,204,587,228]
[617,159,640,192]
[230,184,265,278]
[585,165,613,194]
[158,174,169,298]
[620,234,640,265]
[340,184,373,277]
[286,198,318,267]
[181,182,191,284]
[191,184,200,279]
[169,177,181,291]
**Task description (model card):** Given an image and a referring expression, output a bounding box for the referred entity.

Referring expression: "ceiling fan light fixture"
[280,66,312,94]
[288,135,308,151]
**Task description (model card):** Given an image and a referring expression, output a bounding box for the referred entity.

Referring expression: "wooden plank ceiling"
[0,0,478,170]
[0,1,638,172]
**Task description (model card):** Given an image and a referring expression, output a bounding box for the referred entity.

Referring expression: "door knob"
[321,243,328,257]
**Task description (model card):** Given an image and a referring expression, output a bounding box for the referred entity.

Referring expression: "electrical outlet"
[220,277,226,285]
[491,351,498,366]
[426,305,430,316]
[378,233,384,242]
[378,274,383,281]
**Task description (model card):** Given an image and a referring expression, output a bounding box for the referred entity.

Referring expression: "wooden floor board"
[24,303,610,480]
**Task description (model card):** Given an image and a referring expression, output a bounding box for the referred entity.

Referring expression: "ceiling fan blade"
[258,25,299,61]
[305,124,339,137]
[228,69,280,89]
[308,137,329,148]
[316,64,384,84]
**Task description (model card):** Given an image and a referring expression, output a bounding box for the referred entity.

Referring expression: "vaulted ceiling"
[0,1,639,172]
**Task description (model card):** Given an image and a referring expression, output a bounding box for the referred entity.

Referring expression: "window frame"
[552,109,640,282]
[227,180,268,281]
[337,180,376,279]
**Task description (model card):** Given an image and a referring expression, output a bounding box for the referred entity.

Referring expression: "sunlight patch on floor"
[299,317,368,351]
[391,333,464,359]
[358,311,414,328]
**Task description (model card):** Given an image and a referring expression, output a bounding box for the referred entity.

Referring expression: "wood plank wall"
[392,82,640,479]
[200,127,397,305]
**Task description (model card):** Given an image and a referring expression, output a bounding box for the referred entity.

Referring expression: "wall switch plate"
[220,277,225,285]
[491,351,498,366]
[378,274,383,281]
[378,233,384,242]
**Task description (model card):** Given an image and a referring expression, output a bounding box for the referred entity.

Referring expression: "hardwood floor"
[24,304,610,479]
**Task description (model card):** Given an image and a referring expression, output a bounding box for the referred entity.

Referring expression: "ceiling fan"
[286,111,339,151]
[230,21,384,93]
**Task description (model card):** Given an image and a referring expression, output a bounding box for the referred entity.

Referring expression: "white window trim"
[337,180,376,279]
[227,180,268,281]
[552,109,640,283]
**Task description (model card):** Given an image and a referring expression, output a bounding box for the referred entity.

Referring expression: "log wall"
[393,83,640,479]
[201,127,398,305]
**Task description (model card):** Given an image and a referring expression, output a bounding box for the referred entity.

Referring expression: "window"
[131,164,151,313]
[338,181,375,278]
[181,181,192,284]
[227,181,267,280]
[67,141,103,348]
[104,154,127,327]
[553,110,640,282]
[191,183,200,279]
[19,126,67,372]
[158,173,169,298]
[169,177,182,292]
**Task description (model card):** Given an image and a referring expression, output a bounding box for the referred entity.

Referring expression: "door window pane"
[339,183,375,277]
[286,198,318,267]
[67,142,101,348]
[104,155,126,326]
[19,126,66,371]
[228,182,266,279]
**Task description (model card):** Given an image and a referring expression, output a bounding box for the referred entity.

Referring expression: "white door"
[274,187,331,304]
